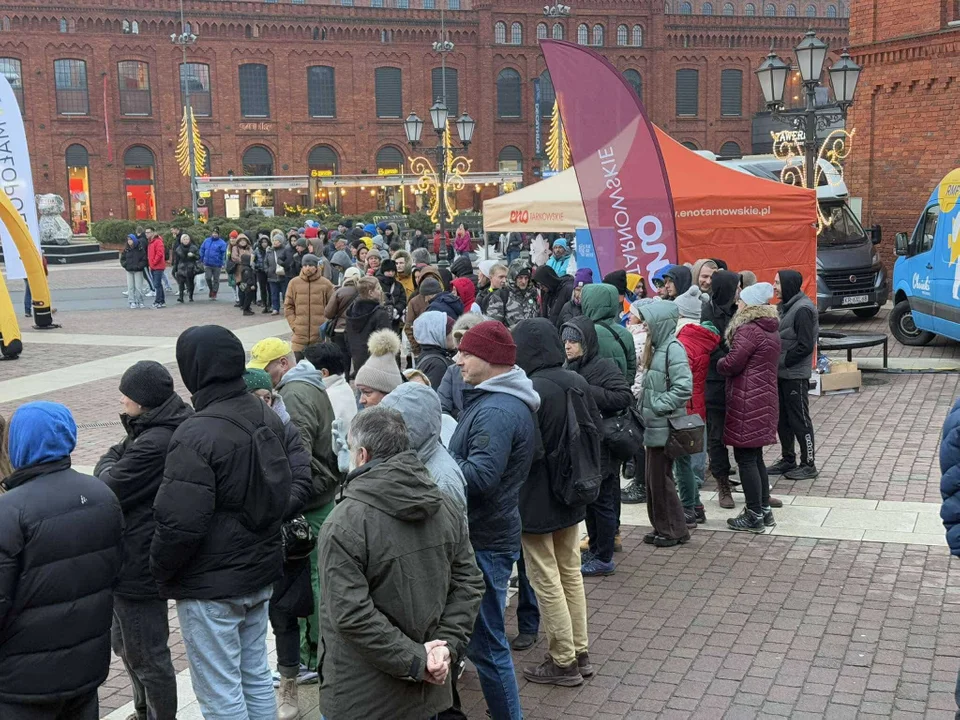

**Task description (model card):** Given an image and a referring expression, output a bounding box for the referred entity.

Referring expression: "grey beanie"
[561,325,583,344]
[119,360,175,409]
[674,285,703,320]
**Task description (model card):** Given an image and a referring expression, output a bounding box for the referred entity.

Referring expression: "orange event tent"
[483,128,818,298]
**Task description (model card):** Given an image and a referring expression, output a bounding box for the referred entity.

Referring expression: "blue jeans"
[516,552,540,636]
[692,427,707,489]
[268,280,281,312]
[23,280,31,316]
[506,249,520,267]
[279,276,290,302]
[177,585,276,720]
[467,549,523,720]
[151,270,166,305]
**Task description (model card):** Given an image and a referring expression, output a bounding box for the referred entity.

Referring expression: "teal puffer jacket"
[580,283,637,384]
[636,301,693,447]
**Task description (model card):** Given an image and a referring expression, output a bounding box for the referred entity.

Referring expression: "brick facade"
[847,0,960,268]
[0,0,847,224]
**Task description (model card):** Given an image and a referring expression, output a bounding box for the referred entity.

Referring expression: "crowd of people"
[0,233,823,720]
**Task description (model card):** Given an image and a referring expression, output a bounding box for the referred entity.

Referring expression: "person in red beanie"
[448,321,540,720]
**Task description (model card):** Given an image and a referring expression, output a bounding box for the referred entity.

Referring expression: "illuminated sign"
[310,169,334,178]
[377,168,400,176]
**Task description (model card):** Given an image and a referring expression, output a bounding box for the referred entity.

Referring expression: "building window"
[538,69,555,116]
[681,141,699,150]
[806,4,816,15]
[577,24,588,44]
[124,145,156,220]
[703,2,714,13]
[723,3,734,13]
[375,146,405,211]
[510,22,522,44]
[494,21,506,44]
[380,29,393,43]
[786,3,797,14]
[431,67,459,116]
[341,0,354,5]
[448,0,460,8]
[424,0,435,7]
[764,3,776,14]
[537,22,548,40]
[59,17,68,33]
[371,0,383,6]
[552,22,564,39]
[664,1,671,10]
[122,20,140,34]
[719,141,741,157]
[307,66,336,118]
[118,60,151,116]
[592,24,604,45]
[498,145,523,176]
[617,25,628,46]
[66,144,91,233]
[632,25,643,46]
[496,68,521,118]
[679,2,692,13]
[0,58,23,113]
[744,3,756,13]
[239,63,269,118]
[397,0,409,7]
[675,68,699,116]
[242,145,275,211]
[0,17,10,31]
[308,144,340,211]
[624,69,642,101]
[720,68,742,116]
[201,144,212,175]
[827,4,837,15]
[180,63,212,117]
[374,66,402,118]
[54,59,89,116]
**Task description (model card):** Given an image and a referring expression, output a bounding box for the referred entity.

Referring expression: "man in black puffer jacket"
[0,401,123,720]
[151,325,293,719]
[96,361,193,720]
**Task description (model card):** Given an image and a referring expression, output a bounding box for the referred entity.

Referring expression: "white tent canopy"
[482,168,587,233]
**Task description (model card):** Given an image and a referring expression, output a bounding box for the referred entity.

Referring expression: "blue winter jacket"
[448,367,540,553]
[941,397,960,555]
[199,236,227,267]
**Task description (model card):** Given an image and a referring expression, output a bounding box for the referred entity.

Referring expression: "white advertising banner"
[0,74,40,280]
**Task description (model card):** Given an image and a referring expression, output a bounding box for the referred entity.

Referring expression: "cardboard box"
[810,370,862,396]
[828,360,858,374]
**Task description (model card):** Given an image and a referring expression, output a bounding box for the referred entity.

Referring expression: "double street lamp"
[755,30,862,190]
[170,3,199,219]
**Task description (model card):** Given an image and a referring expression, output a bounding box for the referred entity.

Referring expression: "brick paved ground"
[0,344,139,380]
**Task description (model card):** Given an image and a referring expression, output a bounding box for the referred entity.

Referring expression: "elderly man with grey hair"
[317,407,483,720]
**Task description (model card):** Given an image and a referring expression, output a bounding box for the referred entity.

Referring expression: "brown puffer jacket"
[403,265,443,356]
[324,282,359,334]
[284,267,335,351]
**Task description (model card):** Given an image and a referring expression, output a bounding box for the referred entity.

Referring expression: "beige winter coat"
[284,267,335,351]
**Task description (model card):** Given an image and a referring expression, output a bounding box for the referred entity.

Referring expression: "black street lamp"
[756,30,862,190]
[171,0,199,218]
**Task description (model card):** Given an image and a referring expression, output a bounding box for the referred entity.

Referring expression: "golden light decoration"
[175,106,207,177]
[772,127,855,234]
[545,98,572,173]
[408,118,473,224]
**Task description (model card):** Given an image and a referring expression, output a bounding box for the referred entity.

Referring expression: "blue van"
[890,168,960,345]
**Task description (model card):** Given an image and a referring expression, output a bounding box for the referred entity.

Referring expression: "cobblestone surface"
[0,344,140,380]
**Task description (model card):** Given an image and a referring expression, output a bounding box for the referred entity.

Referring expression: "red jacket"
[677,321,720,421]
[717,305,781,448]
[433,230,451,254]
[147,237,166,271]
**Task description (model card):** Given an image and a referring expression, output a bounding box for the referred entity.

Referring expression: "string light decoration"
[545,99,572,173]
[175,107,206,177]
[408,118,473,224]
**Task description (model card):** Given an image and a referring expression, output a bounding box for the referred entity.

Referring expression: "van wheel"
[889,300,934,346]
[853,306,881,319]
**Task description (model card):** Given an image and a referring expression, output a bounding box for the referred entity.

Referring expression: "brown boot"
[717,476,735,509]
[523,656,583,686]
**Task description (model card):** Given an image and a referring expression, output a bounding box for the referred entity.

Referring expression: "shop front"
[376,146,406,212]
[124,145,157,221]
[308,145,340,212]
[66,144,91,234]
[242,145,276,215]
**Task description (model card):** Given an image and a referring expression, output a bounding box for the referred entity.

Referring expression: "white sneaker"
[145,290,155,297]
[128,302,137,309]
[122,290,128,297]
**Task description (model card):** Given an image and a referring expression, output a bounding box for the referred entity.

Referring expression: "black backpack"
[549,385,603,507]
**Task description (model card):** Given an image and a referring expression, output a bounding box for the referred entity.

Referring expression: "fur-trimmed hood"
[725,304,779,345]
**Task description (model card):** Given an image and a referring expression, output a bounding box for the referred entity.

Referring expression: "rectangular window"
[371,0,383,5]
[448,0,460,8]
[0,58,24,114]
[307,66,336,117]
[423,0,435,7]
[180,63,212,117]
[396,0,409,7]
[341,0,354,5]
[118,60,152,116]
[720,69,743,116]
[239,63,270,118]
[375,67,402,118]
[675,68,699,117]
[431,67,458,117]
[54,58,89,115]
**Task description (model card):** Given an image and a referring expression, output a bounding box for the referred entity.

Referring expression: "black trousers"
[239,287,254,313]
[333,331,352,380]
[177,273,195,300]
[256,270,269,306]
[0,691,98,720]
[585,472,618,562]
[706,407,731,481]
[111,596,178,720]
[778,378,815,466]
[734,446,769,514]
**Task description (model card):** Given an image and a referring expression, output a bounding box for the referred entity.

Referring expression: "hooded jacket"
[380,383,467,513]
[199,235,227,267]
[264,243,293,282]
[120,235,148,272]
[580,283,638,383]
[285,266,335,351]
[427,291,464,321]
[276,360,340,510]
[95,394,193,598]
[676,319,721,421]
[776,270,818,380]
[450,255,478,288]
[487,262,540,328]
[151,326,291,600]
[377,272,408,327]
[691,258,719,295]
[404,265,444,356]
[325,279,359,334]
[147,235,166,271]
[634,302,694,448]
[663,264,693,297]
[449,367,540,552]
[345,298,393,373]
[317,451,483,720]
[438,363,468,419]
[414,311,454,390]
[0,405,123,705]
[514,319,601,534]
[392,249,416,297]
[717,304,782,448]
[702,270,740,411]
[172,239,201,279]
[534,265,575,327]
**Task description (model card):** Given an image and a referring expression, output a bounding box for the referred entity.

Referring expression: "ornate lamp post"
[170,0,199,218]
[756,30,861,197]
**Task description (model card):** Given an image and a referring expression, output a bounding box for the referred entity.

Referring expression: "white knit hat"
[739,281,774,307]
[354,330,403,394]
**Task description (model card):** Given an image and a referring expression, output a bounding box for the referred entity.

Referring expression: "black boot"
[621,480,646,504]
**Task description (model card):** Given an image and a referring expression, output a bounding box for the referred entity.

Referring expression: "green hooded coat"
[636,301,693,447]
[580,283,638,384]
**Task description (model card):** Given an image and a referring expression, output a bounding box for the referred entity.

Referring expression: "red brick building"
[847,0,960,267]
[0,0,847,226]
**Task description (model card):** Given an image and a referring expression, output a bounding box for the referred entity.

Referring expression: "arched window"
[0,16,10,32]
[184,22,191,34]
[122,20,130,33]
[242,145,274,176]
[592,24,604,45]
[723,2,734,12]
[239,63,269,118]
[680,2,693,13]
[577,23,588,45]
[308,144,339,174]
[617,24,628,46]
[66,144,91,233]
[494,21,506,44]
[537,22,548,40]
[498,145,523,173]
[764,3,776,14]
[123,145,157,221]
[59,17,68,33]
[719,141,741,157]
[510,22,522,44]
[827,4,837,15]
[131,20,139,33]
[552,22,564,39]
[664,1,671,11]
[632,25,643,46]
[744,3,756,13]
[496,68,521,118]
[623,69,642,101]
[308,66,336,117]
[703,2,714,14]
[376,146,405,175]
[786,3,797,14]
[681,141,699,150]
[0,58,23,112]
[54,59,89,115]
[806,4,816,15]
[538,70,555,117]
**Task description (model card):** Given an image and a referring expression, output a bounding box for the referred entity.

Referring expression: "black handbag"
[603,405,643,461]
[665,413,705,460]
[281,515,316,562]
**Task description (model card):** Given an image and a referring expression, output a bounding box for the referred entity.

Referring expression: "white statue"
[36,194,73,246]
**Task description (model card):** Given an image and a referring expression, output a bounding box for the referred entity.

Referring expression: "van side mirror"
[869,224,882,245]
[894,232,909,256]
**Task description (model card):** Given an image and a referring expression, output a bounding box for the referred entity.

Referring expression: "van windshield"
[818,204,867,247]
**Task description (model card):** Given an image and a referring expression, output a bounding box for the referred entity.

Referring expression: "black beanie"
[381,258,397,273]
[119,360,175,409]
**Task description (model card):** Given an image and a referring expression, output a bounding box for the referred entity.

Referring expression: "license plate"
[842,294,870,306]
